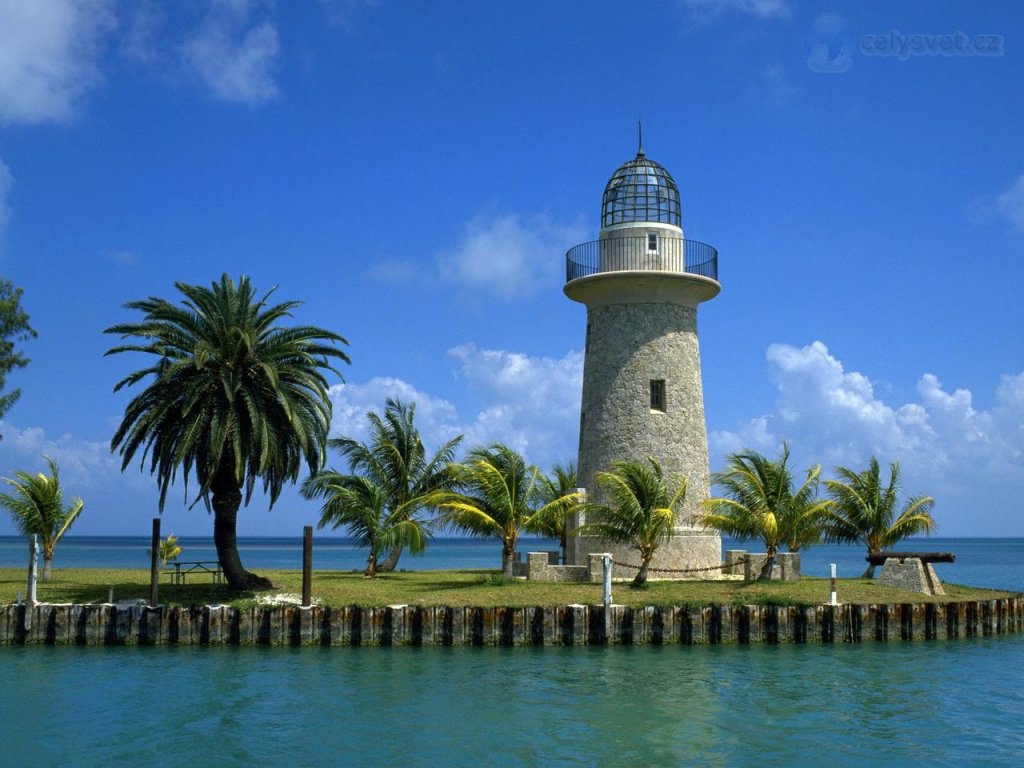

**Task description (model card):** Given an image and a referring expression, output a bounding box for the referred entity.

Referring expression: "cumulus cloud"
[326,377,463,452]
[448,344,583,465]
[711,341,1024,533]
[181,0,280,104]
[0,421,129,491]
[326,346,583,471]
[679,0,791,22]
[0,0,114,124]
[439,212,587,301]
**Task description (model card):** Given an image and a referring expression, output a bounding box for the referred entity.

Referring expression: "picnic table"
[167,561,224,584]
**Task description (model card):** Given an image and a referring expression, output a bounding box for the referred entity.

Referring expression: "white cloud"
[0,421,129,492]
[439,211,587,301]
[448,344,583,466]
[181,0,280,105]
[679,0,791,22]
[326,346,584,472]
[120,0,163,64]
[326,377,462,452]
[711,341,1024,534]
[993,175,1024,233]
[0,0,114,124]
[317,0,379,31]
[762,64,800,103]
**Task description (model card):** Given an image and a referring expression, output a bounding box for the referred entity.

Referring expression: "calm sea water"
[1,535,1021,591]
[2,639,1023,767]
[2,537,1022,766]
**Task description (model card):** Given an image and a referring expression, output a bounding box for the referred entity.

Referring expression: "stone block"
[878,558,945,595]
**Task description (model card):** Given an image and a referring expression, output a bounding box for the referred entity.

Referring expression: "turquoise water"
[3,638,1024,767]
[2,538,1023,765]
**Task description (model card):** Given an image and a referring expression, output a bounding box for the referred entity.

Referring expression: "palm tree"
[576,458,684,587]
[149,534,183,571]
[323,398,461,572]
[0,456,83,580]
[535,461,578,564]
[823,457,936,577]
[302,473,428,577]
[105,274,349,590]
[700,443,829,580]
[436,444,579,577]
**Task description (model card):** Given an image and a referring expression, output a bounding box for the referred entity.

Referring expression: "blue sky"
[0,0,1021,538]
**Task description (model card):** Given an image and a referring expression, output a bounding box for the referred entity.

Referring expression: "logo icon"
[806,14,854,73]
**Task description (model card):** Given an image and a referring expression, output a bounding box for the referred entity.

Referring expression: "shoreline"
[3,597,1023,647]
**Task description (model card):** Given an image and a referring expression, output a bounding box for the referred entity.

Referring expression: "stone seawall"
[2,598,1022,647]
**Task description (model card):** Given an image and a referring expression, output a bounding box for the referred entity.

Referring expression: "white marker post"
[25,535,39,631]
[830,563,838,606]
[602,554,612,607]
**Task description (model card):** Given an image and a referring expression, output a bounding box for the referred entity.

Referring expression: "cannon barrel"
[866,551,955,565]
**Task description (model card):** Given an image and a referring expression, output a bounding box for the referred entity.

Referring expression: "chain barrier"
[610,556,751,575]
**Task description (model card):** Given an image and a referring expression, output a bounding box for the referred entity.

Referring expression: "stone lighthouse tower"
[564,135,722,577]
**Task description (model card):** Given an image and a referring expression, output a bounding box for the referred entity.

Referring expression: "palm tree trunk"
[758,551,777,581]
[374,543,404,573]
[864,547,880,578]
[502,542,515,578]
[632,558,651,587]
[212,465,272,591]
[364,550,378,577]
[42,555,53,582]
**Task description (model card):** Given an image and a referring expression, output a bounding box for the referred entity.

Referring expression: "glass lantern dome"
[601,150,681,229]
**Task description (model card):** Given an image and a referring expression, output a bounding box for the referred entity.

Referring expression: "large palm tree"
[105,274,349,590]
[322,398,461,572]
[436,444,579,577]
[576,458,685,587]
[0,456,83,580]
[823,457,936,577]
[302,473,428,577]
[534,461,578,564]
[700,443,829,580]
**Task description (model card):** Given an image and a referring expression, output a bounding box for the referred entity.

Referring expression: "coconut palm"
[436,444,579,577]
[105,274,349,590]
[302,473,428,577]
[534,461,578,563]
[700,443,829,580]
[576,458,684,587]
[0,456,83,580]
[157,535,182,570]
[823,457,936,578]
[322,398,461,572]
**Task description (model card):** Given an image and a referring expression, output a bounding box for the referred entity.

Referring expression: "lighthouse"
[564,134,722,577]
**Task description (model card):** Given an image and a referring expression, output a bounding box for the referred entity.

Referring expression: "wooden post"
[150,518,161,607]
[302,525,313,607]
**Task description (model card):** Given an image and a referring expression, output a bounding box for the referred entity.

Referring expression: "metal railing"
[566,237,718,282]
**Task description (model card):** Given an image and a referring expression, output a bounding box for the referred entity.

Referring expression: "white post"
[602,554,612,607]
[830,563,838,606]
[25,534,38,631]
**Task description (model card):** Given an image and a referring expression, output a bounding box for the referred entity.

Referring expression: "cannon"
[866,551,955,566]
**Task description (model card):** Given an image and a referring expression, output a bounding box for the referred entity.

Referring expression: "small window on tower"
[647,232,658,251]
[650,380,666,412]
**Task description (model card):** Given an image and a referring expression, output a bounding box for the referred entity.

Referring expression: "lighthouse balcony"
[565,237,718,283]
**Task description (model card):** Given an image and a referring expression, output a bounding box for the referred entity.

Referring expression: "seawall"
[2,598,1023,647]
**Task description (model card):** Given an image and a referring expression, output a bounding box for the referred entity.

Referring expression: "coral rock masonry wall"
[2,598,1022,647]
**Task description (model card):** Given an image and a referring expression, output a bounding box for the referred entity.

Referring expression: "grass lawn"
[0,567,1016,609]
